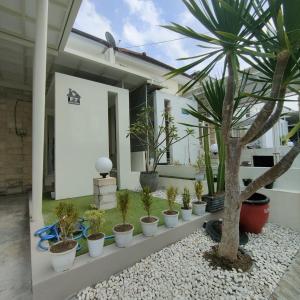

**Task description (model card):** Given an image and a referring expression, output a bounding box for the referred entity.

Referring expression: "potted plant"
[192,181,206,215]
[240,193,270,234]
[163,186,179,227]
[194,154,206,181]
[181,187,192,221]
[140,186,159,236]
[201,126,225,212]
[49,202,78,272]
[242,178,252,186]
[127,107,193,192]
[84,209,105,257]
[113,191,134,247]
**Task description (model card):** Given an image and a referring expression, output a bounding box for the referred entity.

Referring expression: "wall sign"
[67,88,81,105]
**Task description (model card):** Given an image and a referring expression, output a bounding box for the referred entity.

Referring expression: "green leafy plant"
[164,0,300,261]
[117,191,130,224]
[182,187,191,209]
[55,202,79,241]
[84,209,105,236]
[281,121,300,145]
[140,186,153,218]
[166,186,178,212]
[127,107,193,172]
[194,181,204,202]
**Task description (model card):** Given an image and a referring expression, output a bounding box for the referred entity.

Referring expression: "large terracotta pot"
[240,193,270,234]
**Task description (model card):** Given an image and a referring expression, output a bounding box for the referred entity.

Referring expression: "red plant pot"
[240,193,270,234]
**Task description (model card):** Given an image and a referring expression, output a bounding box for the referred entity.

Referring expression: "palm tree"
[164,0,300,261]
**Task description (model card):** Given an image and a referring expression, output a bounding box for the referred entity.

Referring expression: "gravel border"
[77,224,300,300]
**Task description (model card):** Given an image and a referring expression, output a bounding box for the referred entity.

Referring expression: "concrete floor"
[0,194,32,300]
[272,250,300,300]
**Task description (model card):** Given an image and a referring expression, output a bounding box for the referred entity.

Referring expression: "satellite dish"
[105,32,116,48]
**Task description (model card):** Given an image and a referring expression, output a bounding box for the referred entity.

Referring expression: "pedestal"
[93,177,117,210]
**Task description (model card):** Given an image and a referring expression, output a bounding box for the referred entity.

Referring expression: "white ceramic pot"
[192,201,206,216]
[49,240,77,272]
[113,224,134,247]
[181,208,192,221]
[140,216,159,237]
[87,233,105,257]
[162,210,179,228]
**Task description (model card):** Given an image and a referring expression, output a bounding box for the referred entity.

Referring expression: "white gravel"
[77,224,300,300]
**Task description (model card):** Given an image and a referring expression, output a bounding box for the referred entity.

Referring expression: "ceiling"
[0,0,81,94]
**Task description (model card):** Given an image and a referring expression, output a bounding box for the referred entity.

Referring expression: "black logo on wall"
[67,89,81,105]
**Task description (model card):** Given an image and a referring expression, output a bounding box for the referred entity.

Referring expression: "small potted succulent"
[242,178,252,186]
[49,202,78,272]
[113,191,134,247]
[181,187,192,221]
[192,181,206,215]
[84,209,105,257]
[140,186,159,236]
[163,186,179,228]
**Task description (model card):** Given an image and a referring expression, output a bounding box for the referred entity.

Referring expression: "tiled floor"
[0,194,32,300]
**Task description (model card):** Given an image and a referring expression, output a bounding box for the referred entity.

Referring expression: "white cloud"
[123,22,146,45]
[122,0,190,67]
[74,0,116,40]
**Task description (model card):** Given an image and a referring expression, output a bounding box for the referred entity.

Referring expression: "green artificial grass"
[42,191,180,256]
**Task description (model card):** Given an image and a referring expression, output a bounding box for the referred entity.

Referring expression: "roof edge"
[71,28,192,79]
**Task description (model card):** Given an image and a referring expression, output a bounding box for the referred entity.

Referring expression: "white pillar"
[272,121,281,164]
[32,0,48,221]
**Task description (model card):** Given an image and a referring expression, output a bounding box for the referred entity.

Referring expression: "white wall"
[54,73,139,199]
[153,91,200,165]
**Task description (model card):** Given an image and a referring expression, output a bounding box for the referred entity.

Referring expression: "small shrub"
[166,186,178,212]
[117,191,130,224]
[141,186,153,217]
[194,181,203,202]
[182,187,191,209]
[55,202,79,240]
[84,209,105,235]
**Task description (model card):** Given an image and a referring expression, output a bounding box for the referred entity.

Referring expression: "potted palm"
[181,187,192,221]
[84,209,105,257]
[49,202,78,272]
[163,186,179,228]
[192,181,206,216]
[140,186,159,236]
[128,107,193,192]
[113,191,134,247]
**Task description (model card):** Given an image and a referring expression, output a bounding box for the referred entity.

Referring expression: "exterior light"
[210,144,218,155]
[95,157,113,178]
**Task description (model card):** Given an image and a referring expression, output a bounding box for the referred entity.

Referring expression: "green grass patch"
[42,191,180,256]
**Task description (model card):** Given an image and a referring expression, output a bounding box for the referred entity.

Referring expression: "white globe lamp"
[95,157,113,178]
[210,143,218,155]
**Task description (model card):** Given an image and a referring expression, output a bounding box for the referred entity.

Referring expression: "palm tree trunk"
[218,138,242,260]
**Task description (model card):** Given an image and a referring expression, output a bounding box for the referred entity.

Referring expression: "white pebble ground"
[77,224,300,300]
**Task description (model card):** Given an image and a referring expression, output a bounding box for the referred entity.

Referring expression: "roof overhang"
[0,0,82,93]
[0,0,82,54]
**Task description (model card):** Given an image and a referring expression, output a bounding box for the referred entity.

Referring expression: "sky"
[73,0,207,70]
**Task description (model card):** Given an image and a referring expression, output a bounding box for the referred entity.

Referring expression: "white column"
[272,121,281,164]
[32,0,48,221]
